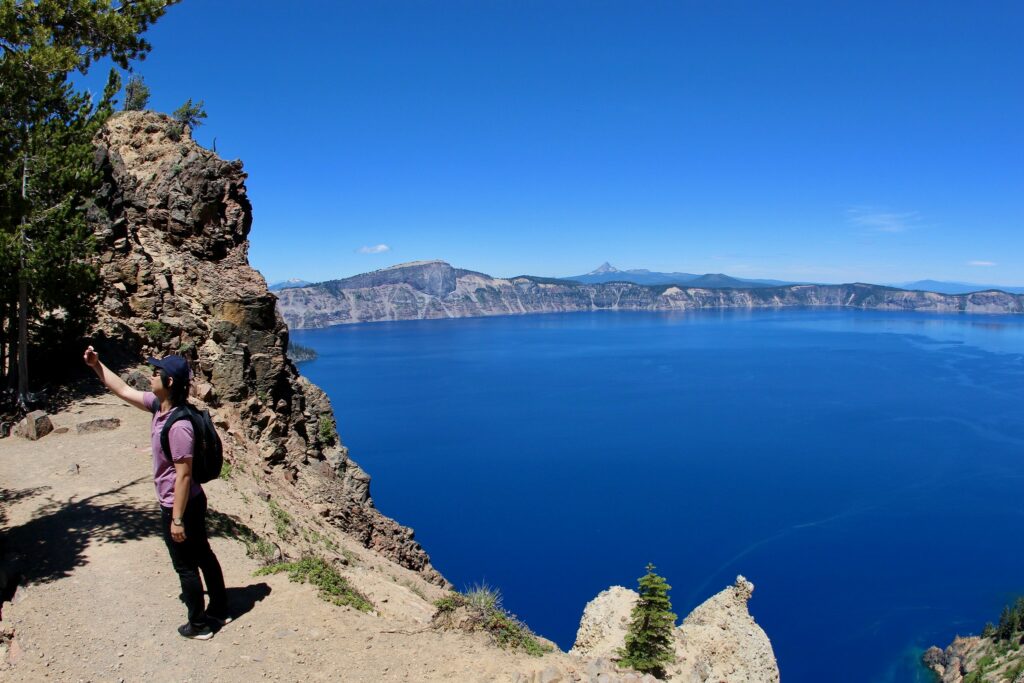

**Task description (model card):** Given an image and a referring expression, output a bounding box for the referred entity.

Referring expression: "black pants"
[160,493,227,625]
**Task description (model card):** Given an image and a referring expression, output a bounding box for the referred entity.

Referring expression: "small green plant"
[304,528,340,553]
[268,499,294,539]
[465,582,502,612]
[218,459,233,480]
[318,416,336,446]
[618,564,678,678]
[432,586,551,656]
[433,593,466,613]
[143,320,171,344]
[256,556,372,612]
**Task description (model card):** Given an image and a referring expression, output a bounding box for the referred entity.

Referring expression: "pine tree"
[123,74,151,110]
[0,0,174,399]
[618,563,677,678]
[173,98,207,130]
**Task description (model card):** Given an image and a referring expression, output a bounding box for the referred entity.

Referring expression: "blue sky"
[83,1,1022,285]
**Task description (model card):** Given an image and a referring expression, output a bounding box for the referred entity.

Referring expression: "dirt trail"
[0,397,584,682]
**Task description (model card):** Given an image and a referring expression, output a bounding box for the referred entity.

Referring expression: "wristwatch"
[172,517,184,527]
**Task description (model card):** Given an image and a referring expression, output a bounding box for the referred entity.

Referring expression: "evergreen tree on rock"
[618,563,678,678]
[123,74,151,110]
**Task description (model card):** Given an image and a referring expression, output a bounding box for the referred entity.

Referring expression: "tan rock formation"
[673,576,779,683]
[569,586,637,658]
[87,111,444,585]
[570,576,780,682]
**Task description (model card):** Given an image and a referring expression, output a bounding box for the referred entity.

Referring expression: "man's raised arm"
[83,346,149,411]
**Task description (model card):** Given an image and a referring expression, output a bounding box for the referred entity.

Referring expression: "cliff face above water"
[276,261,1024,329]
[87,111,444,585]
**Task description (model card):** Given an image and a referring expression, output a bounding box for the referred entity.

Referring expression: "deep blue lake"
[291,309,1024,683]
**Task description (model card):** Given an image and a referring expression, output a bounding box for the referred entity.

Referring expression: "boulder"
[14,411,53,440]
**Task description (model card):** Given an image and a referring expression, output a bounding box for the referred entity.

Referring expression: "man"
[83,346,229,640]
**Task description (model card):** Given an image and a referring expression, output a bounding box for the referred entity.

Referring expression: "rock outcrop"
[276,261,1024,329]
[924,634,1024,683]
[570,586,637,658]
[87,111,444,585]
[674,576,779,683]
[570,576,780,682]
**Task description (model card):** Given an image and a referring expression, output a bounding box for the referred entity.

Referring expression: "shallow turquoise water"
[292,308,1024,682]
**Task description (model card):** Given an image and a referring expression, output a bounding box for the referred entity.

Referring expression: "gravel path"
[0,397,584,682]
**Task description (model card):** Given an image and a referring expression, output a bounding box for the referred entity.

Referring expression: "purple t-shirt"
[145,393,203,508]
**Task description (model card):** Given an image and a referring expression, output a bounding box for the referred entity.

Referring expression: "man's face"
[151,367,168,394]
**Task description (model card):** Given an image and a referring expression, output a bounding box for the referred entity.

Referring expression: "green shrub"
[268,499,293,539]
[218,459,232,480]
[618,564,678,678]
[143,320,171,343]
[465,582,502,612]
[318,416,336,446]
[432,586,551,656]
[256,556,372,612]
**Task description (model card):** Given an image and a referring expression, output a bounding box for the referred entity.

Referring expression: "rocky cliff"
[276,261,1024,328]
[570,576,780,682]
[924,634,1024,682]
[87,111,444,585]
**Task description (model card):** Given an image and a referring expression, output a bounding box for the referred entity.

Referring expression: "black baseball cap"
[148,354,191,387]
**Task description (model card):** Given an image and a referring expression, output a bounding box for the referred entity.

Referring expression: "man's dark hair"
[159,369,189,407]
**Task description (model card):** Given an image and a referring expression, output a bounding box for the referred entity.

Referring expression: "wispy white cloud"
[847,207,921,233]
[967,260,996,267]
[357,244,391,254]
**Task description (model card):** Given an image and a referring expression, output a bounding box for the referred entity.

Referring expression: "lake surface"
[292,309,1024,683]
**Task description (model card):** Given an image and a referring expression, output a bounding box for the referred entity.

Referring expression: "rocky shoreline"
[275,261,1024,329]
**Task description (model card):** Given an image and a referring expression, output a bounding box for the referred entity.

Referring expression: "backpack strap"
[159,405,193,465]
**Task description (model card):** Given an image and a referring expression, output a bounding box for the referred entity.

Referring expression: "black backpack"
[156,403,225,484]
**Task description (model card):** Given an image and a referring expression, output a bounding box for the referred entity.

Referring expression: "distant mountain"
[897,280,1024,295]
[269,278,311,291]
[566,263,795,288]
[275,260,1024,329]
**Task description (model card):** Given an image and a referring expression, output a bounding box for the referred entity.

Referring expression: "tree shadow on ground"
[0,485,52,527]
[0,477,159,586]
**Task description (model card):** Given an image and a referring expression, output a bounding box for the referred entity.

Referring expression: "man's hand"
[171,522,186,543]
[82,344,148,411]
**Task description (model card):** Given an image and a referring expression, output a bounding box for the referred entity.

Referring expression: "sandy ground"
[0,397,587,683]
